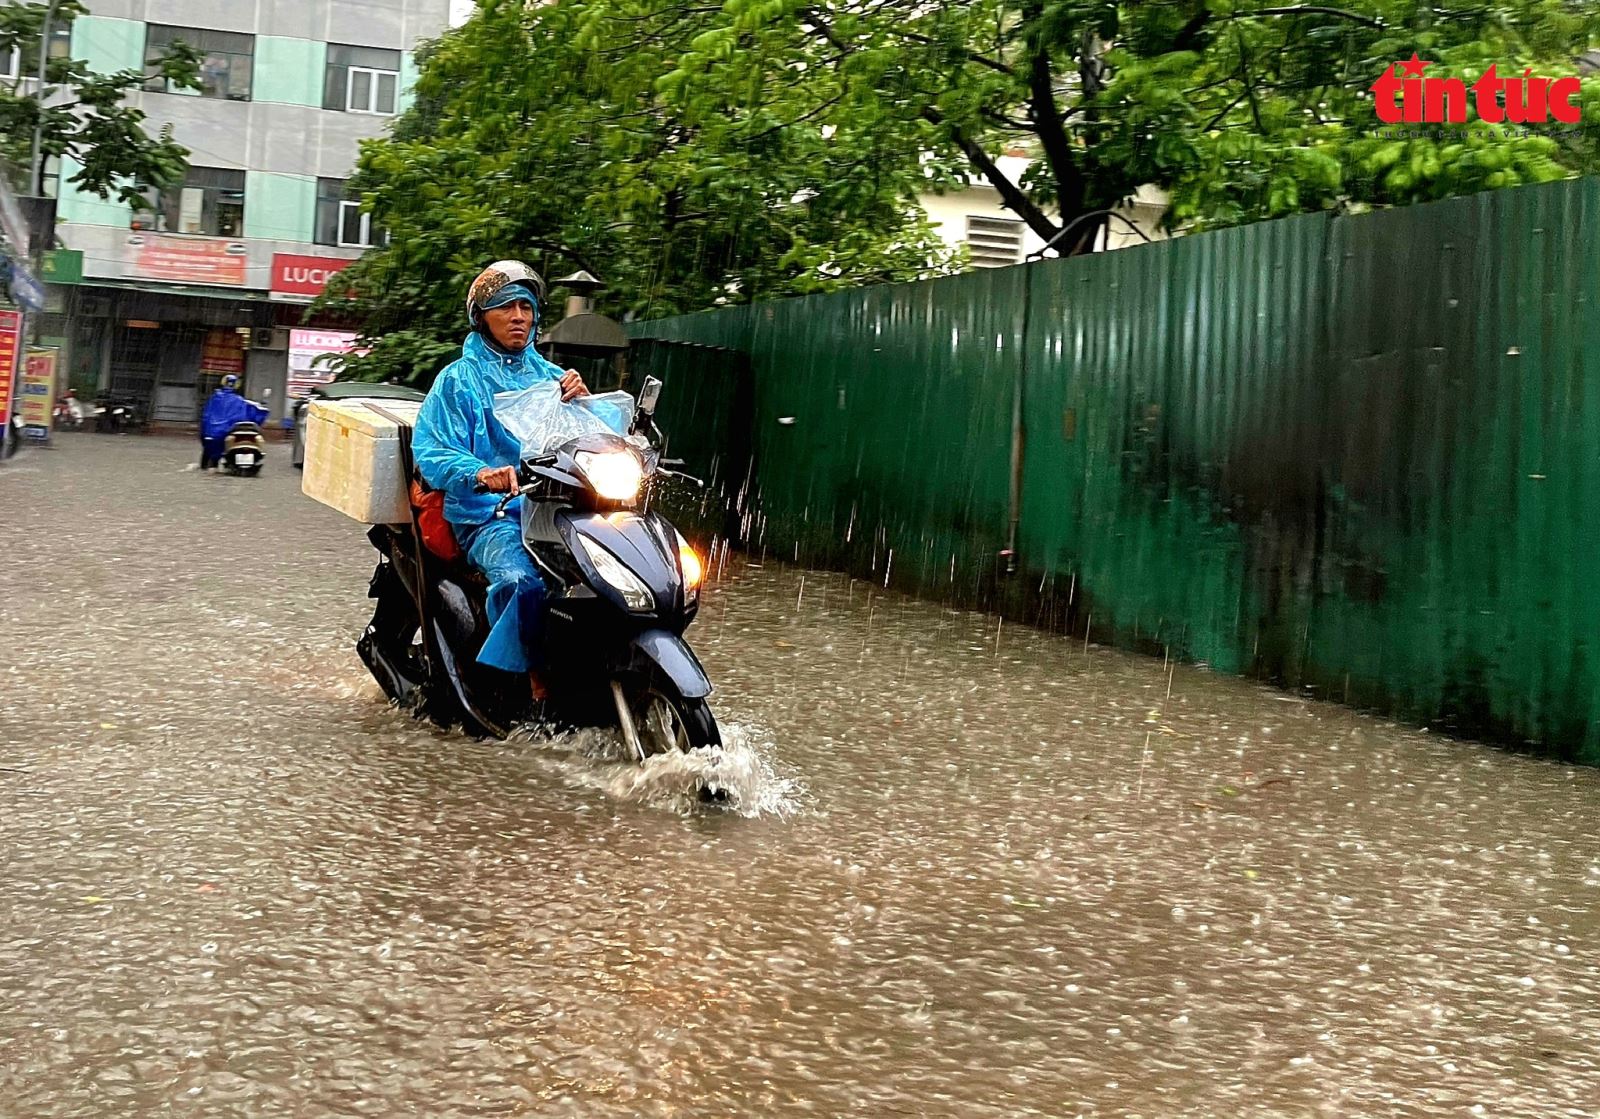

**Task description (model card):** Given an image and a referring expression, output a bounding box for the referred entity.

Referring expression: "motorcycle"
[53,391,85,430]
[93,396,143,433]
[356,376,721,760]
[221,421,266,476]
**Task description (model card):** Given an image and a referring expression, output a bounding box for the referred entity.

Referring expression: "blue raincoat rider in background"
[411,260,590,685]
[200,374,268,469]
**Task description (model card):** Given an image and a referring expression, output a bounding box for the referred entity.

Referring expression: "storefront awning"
[79,278,274,303]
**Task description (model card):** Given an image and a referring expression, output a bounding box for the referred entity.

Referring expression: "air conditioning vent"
[965,215,1024,268]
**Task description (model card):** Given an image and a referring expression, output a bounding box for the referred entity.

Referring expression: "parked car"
[292,381,425,469]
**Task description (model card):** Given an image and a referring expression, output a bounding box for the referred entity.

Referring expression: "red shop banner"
[0,309,20,426]
[271,253,353,297]
[200,328,246,376]
[130,234,248,286]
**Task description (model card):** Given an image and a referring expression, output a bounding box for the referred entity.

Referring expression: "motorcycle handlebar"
[492,482,541,519]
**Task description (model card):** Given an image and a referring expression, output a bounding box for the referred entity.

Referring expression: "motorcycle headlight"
[574,449,644,502]
[576,534,655,612]
[676,530,703,600]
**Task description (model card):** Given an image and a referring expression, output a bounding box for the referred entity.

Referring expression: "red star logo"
[1399,52,1431,79]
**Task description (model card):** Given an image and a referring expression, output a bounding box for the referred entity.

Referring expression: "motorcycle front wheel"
[631,684,720,757]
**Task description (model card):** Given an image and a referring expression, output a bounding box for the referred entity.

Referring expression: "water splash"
[511,719,804,819]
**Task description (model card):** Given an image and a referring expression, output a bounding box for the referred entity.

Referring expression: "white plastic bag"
[492,381,636,456]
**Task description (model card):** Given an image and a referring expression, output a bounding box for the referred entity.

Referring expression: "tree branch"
[1200,89,1251,131]
[1239,37,1264,132]
[1170,3,1383,52]
[982,108,1035,132]
[1249,6,1384,28]
[797,7,852,54]
[922,106,1061,244]
[885,28,1016,77]
[742,91,845,144]
[1020,0,1083,242]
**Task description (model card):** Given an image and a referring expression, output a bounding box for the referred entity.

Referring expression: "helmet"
[221,374,240,390]
[466,260,546,329]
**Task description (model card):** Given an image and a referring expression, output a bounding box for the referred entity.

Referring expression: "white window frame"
[337,200,373,247]
[345,66,398,115]
[1,48,19,81]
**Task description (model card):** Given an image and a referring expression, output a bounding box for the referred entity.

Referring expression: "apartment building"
[47,0,452,425]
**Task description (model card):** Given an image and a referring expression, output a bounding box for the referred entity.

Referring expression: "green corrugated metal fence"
[631,178,1600,762]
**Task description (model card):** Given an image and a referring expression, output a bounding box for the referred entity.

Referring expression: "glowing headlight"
[574,449,643,502]
[676,530,703,599]
[576,534,654,611]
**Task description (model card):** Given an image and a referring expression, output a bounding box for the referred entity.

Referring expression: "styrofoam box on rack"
[301,398,424,523]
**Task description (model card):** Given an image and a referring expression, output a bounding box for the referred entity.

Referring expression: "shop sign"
[42,249,83,285]
[21,348,57,440]
[200,328,246,376]
[0,309,19,426]
[288,328,361,398]
[130,234,247,286]
[271,253,353,297]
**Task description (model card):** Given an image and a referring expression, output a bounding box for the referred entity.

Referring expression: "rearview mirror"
[637,376,663,417]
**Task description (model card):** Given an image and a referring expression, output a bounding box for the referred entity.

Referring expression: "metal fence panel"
[629,179,1600,761]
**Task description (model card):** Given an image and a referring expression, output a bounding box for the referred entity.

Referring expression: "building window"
[339,200,373,247]
[324,45,400,115]
[965,215,1024,268]
[2,26,69,80]
[133,166,246,237]
[145,25,254,101]
[315,178,378,247]
[347,67,397,114]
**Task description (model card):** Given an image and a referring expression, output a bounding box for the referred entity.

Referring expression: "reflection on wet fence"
[631,178,1600,763]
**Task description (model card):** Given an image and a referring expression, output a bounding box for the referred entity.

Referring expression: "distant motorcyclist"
[200,374,267,470]
[411,260,590,691]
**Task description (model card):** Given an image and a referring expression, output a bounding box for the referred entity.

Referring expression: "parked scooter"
[356,376,719,759]
[93,395,143,433]
[53,390,85,430]
[221,421,266,476]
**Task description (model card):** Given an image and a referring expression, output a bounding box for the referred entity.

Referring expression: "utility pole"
[30,0,62,197]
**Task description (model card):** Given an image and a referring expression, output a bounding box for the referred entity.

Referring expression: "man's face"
[483,298,535,351]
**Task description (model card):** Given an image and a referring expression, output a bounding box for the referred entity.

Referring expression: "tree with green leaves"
[330,0,1597,384]
[318,0,957,386]
[0,2,197,215]
[645,0,1598,252]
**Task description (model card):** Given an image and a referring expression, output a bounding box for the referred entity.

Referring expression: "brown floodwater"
[3,434,1600,1117]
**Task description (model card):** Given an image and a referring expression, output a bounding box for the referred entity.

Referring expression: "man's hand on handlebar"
[559,370,590,403]
[475,465,519,493]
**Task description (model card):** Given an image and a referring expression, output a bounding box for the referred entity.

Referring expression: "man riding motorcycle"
[411,260,590,696]
[200,373,267,470]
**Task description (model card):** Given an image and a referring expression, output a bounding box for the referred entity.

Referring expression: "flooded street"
[5,434,1600,1117]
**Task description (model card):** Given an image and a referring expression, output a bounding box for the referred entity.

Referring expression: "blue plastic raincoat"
[200,389,268,460]
[413,330,566,673]
[412,331,566,527]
